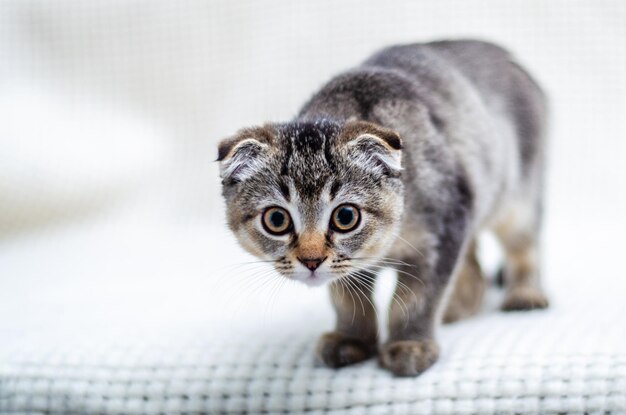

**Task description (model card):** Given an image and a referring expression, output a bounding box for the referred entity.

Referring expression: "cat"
[217,40,549,376]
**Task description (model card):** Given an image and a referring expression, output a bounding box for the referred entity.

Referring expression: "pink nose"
[298,257,326,271]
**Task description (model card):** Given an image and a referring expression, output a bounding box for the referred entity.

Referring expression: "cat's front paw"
[379,339,440,377]
[315,332,377,368]
[501,286,549,311]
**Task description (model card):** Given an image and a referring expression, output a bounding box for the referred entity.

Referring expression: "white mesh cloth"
[1,296,625,414]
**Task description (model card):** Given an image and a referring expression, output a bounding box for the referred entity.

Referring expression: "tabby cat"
[217,40,549,376]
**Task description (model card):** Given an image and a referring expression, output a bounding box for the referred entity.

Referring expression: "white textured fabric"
[1,300,625,414]
[1,1,626,414]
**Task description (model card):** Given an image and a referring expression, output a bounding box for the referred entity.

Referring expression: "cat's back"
[363,40,547,175]
[365,39,545,111]
[305,40,546,125]
[367,40,512,75]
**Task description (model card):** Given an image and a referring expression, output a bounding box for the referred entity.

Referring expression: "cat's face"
[218,120,404,286]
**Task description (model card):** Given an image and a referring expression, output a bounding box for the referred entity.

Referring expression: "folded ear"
[339,120,402,176]
[217,125,275,182]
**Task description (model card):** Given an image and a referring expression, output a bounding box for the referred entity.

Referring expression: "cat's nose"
[298,256,327,271]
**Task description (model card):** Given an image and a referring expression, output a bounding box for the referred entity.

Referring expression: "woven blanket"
[1,300,625,414]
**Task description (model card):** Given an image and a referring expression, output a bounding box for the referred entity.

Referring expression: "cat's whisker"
[394,235,426,259]
[237,258,285,266]
[334,276,349,303]
[336,272,359,324]
[216,259,281,275]
[218,255,293,276]
[345,276,367,318]
[346,272,376,307]
[221,269,281,312]
[352,270,411,320]
[330,265,351,271]
[358,268,413,298]
[350,256,413,267]
[360,263,426,288]
[351,261,416,277]
[264,274,288,318]
[212,264,282,294]
[348,259,412,274]
[347,271,383,338]
[216,267,268,295]
[234,269,281,298]
[349,264,419,322]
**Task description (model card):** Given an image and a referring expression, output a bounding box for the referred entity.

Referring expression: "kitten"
[217,40,549,376]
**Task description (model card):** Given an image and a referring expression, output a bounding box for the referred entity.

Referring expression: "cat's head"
[218,119,404,286]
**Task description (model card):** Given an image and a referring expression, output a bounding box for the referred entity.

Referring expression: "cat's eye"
[331,204,360,232]
[262,207,292,235]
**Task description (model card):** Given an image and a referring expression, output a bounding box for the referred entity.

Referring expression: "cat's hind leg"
[494,202,549,311]
[442,239,487,324]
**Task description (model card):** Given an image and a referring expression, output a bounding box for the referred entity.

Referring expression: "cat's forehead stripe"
[277,179,290,202]
[329,180,342,200]
[279,121,340,175]
[279,124,337,201]
[292,123,325,153]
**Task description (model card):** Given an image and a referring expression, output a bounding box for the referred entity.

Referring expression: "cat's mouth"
[288,269,337,287]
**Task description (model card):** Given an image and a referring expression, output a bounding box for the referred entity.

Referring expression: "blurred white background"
[1,0,625,342]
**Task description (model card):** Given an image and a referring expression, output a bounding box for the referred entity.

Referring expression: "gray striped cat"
[217,40,549,376]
